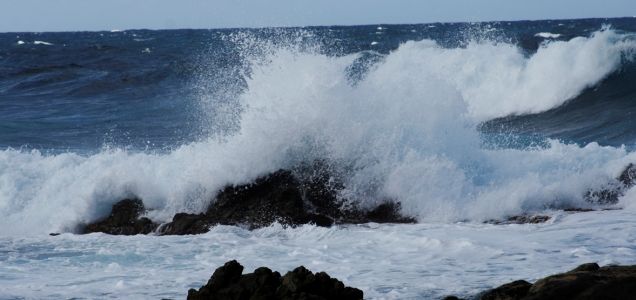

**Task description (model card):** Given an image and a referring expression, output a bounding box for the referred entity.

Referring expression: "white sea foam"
[1,29,636,236]
[16,40,25,45]
[33,40,53,45]
[535,32,562,38]
[1,209,636,299]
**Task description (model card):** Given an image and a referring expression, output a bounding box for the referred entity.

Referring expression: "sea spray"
[1,29,636,235]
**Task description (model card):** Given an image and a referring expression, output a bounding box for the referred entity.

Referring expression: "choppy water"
[2,17,636,299]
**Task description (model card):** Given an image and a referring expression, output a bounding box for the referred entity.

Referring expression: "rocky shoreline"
[79,162,636,235]
[75,163,636,299]
[81,162,418,236]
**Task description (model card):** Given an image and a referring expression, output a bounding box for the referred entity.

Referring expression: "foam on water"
[535,32,562,38]
[1,209,636,299]
[1,29,636,236]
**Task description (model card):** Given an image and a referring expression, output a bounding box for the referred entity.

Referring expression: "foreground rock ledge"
[187,260,363,300]
[445,263,636,300]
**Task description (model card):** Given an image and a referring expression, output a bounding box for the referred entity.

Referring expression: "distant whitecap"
[535,32,562,39]
[34,41,53,46]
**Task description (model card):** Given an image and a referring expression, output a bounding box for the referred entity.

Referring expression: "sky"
[0,0,634,32]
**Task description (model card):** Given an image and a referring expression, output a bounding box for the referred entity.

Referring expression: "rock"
[205,169,319,229]
[619,163,636,187]
[585,163,636,205]
[478,263,636,300]
[479,280,532,300]
[485,215,550,225]
[160,213,211,235]
[83,162,416,236]
[187,260,363,300]
[159,166,415,235]
[82,198,158,235]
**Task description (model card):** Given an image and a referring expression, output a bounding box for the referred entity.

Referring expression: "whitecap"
[535,32,562,39]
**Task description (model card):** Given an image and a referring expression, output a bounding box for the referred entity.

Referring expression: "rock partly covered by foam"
[82,198,158,235]
[82,163,415,235]
[473,263,636,300]
[187,260,363,300]
[585,163,636,204]
[160,169,414,235]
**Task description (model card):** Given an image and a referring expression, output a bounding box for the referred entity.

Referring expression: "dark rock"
[569,263,600,273]
[479,280,532,300]
[619,163,636,187]
[585,163,636,205]
[82,198,158,235]
[160,213,211,235]
[364,202,416,224]
[187,260,362,300]
[205,169,313,229]
[562,207,595,212]
[84,162,415,236]
[485,215,550,225]
[159,166,415,235]
[49,233,61,236]
[478,263,636,300]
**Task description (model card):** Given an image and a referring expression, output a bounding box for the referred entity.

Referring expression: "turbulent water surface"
[2,18,636,299]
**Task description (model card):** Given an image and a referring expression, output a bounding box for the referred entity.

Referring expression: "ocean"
[1,17,636,299]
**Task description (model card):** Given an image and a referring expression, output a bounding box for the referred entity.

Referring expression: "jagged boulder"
[82,198,158,235]
[187,260,363,300]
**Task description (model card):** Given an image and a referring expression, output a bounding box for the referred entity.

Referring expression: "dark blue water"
[1,17,636,153]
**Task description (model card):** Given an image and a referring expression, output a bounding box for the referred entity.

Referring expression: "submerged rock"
[187,260,363,300]
[475,263,636,300]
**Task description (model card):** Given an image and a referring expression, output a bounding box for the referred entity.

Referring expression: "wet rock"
[159,167,415,235]
[585,163,636,205]
[485,215,550,225]
[82,198,158,235]
[205,169,317,229]
[480,280,532,300]
[477,263,636,300]
[187,260,363,300]
[160,213,211,235]
[619,163,636,187]
[84,162,415,236]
